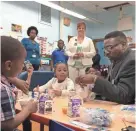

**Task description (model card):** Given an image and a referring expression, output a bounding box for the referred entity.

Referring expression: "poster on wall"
[46,41,58,55]
[11,24,22,33]
[9,32,22,41]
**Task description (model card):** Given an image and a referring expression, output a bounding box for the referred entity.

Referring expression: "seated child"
[83,67,101,101]
[85,67,101,76]
[1,36,38,131]
[34,62,75,97]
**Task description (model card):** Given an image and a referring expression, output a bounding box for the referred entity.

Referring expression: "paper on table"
[69,120,92,129]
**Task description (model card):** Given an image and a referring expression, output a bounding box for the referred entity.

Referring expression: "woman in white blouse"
[66,21,96,82]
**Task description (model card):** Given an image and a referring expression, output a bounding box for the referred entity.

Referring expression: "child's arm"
[33,78,54,93]
[26,66,33,85]
[1,102,37,131]
[1,87,37,130]
[61,78,75,96]
[8,77,29,94]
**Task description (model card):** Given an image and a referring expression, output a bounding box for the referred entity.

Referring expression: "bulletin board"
[36,36,47,57]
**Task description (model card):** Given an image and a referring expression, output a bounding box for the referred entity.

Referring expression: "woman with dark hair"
[21,26,41,70]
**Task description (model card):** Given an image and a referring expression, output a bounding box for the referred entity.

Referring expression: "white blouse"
[66,36,96,66]
[39,77,75,96]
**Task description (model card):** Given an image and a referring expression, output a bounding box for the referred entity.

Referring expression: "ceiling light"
[35,0,64,12]
[63,9,86,19]
[35,1,86,19]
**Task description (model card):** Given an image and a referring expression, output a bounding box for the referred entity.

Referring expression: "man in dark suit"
[76,31,135,104]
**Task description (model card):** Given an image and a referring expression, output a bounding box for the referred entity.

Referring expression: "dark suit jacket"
[92,48,135,104]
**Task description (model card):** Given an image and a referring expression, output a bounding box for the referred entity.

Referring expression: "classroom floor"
[18,121,49,131]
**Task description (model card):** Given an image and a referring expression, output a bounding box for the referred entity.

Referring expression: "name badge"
[32,54,36,58]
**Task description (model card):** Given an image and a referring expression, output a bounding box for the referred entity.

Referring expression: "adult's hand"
[75,74,97,85]
[73,54,80,59]
[77,53,84,57]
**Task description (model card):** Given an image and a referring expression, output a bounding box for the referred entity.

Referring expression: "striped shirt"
[1,75,16,130]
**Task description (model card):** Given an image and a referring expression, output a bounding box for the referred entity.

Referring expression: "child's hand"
[33,85,39,92]
[53,89,62,96]
[26,99,38,113]
[27,66,34,76]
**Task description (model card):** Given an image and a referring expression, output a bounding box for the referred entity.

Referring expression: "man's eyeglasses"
[104,43,122,51]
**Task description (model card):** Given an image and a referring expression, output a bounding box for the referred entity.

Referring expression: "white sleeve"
[65,38,75,57]
[39,78,53,93]
[83,39,96,58]
[61,78,75,96]
[76,84,91,99]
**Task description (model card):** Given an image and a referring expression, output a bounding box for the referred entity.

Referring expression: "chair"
[49,120,75,131]
[18,71,54,91]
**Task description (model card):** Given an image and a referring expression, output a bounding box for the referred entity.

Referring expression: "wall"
[1,1,60,43]
[60,1,95,44]
[90,5,135,41]
[1,1,135,43]
[1,1,95,44]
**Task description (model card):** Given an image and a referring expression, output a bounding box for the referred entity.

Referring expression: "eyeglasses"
[104,43,122,51]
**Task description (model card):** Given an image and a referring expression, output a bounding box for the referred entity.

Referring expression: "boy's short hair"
[58,39,64,43]
[1,36,25,63]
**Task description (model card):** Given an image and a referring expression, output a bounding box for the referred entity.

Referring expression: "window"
[39,4,51,25]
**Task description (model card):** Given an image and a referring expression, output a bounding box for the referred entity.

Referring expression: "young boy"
[1,36,38,131]
[51,40,68,69]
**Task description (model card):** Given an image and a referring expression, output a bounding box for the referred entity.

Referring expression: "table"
[16,97,135,131]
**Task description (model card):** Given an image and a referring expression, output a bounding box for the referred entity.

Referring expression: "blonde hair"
[77,21,86,30]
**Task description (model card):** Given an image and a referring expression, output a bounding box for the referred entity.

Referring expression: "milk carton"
[67,95,82,117]
[38,93,52,114]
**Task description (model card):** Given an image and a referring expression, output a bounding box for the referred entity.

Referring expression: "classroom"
[1,1,135,131]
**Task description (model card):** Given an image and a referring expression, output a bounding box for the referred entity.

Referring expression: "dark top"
[93,48,135,104]
[92,54,101,70]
